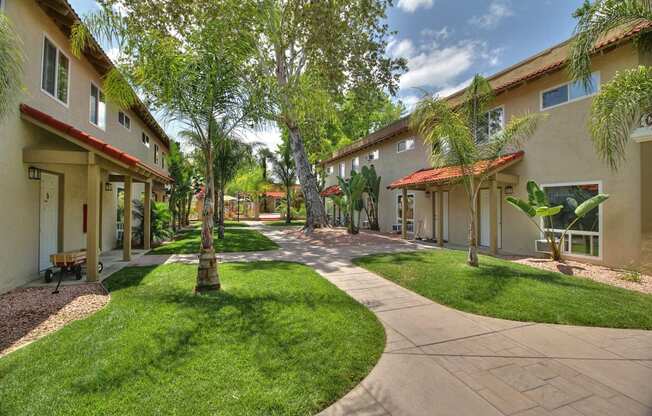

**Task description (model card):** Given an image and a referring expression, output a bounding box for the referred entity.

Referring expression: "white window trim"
[397,138,415,153]
[339,162,346,177]
[540,180,603,260]
[368,149,379,161]
[118,111,131,131]
[40,33,70,108]
[142,132,151,148]
[396,192,416,225]
[89,81,106,131]
[351,156,360,173]
[540,72,601,111]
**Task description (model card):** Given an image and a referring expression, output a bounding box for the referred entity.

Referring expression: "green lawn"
[149,228,278,254]
[353,250,652,329]
[0,262,385,415]
[190,221,250,228]
[265,220,305,226]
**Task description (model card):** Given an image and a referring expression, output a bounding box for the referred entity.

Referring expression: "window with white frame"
[396,193,415,230]
[41,36,70,105]
[367,149,379,161]
[351,157,360,173]
[118,111,131,130]
[89,82,106,129]
[142,132,150,147]
[339,162,345,177]
[397,138,415,153]
[0,0,5,10]
[327,166,334,175]
[476,107,504,144]
[154,143,159,164]
[541,72,600,110]
[542,182,602,257]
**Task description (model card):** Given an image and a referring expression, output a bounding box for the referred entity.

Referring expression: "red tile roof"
[320,185,342,197]
[265,191,285,198]
[388,151,524,190]
[20,104,172,183]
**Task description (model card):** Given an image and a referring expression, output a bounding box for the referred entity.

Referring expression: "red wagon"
[44,250,104,283]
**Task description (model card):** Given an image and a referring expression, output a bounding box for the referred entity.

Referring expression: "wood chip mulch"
[0,284,109,356]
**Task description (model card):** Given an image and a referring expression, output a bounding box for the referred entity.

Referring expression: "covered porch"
[387,152,524,255]
[20,104,172,283]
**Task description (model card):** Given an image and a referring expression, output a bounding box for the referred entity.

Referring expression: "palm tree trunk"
[467,195,479,267]
[286,186,292,224]
[185,193,192,226]
[287,126,328,232]
[196,153,220,293]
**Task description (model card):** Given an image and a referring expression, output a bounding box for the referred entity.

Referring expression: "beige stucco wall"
[324,43,647,270]
[0,1,169,293]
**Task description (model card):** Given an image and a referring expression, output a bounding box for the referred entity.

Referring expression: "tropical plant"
[253,0,406,232]
[360,165,381,231]
[506,180,609,261]
[569,0,652,169]
[277,188,303,221]
[132,200,173,247]
[272,142,296,224]
[336,172,367,235]
[71,1,263,293]
[227,166,269,219]
[0,11,24,121]
[411,74,546,267]
[167,142,194,232]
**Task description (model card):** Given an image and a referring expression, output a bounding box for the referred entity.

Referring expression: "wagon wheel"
[44,269,53,283]
[74,265,83,280]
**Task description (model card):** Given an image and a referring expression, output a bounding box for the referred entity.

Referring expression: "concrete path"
[139,225,652,416]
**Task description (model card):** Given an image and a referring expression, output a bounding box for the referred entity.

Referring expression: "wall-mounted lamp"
[105,182,113,192]
[504,185,514,195]
[28,167,41,180]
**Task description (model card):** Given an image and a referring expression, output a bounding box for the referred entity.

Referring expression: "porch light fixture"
[28,166,41,180]
[105,182,113,192]
[504,186,514,195]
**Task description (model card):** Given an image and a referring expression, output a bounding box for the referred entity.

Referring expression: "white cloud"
[397,0,434,13]
[239,125,283,151]
[387,38,416,58]
[435,77,474,98]
[398,95,422,112]
[420,27,450,41]
[399,43,476,89]
[469,0,514,29]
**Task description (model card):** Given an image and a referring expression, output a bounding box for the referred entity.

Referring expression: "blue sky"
[69,0,584,148]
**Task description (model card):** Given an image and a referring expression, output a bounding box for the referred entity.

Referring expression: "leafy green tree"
[254,0,406,232]
[506,180,609,261]
[0,11,24,121]
[411,75,545,267]
[336,172,367,235]
[167,142,193,232]
[227,166,269,219]
[133,200,173,246]
[272,142,297,224]
[72,1,263,293]
[569,0,652,169]
[360,165,382,231]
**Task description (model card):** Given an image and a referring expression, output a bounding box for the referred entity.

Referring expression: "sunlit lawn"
[354,250,652,329]
[149,227,278,254]
[0,262,385,415]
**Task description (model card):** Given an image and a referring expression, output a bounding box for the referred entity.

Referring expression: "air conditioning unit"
[535,239,559,254]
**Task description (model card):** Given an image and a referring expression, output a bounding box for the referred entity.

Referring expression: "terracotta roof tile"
[320,185,342,197]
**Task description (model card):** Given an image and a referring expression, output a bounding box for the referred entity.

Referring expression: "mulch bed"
[0,284,109,356]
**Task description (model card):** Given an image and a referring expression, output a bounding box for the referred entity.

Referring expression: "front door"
[479,188,501,248]
[39,172,59,270]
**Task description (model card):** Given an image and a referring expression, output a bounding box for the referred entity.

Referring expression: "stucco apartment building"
[322,23,652,273]
[0,0,172,293]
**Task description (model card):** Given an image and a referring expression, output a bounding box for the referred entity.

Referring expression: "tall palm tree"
[569,0,652,169]
[272,142,296,224]
[0,11,24,121]
[411,74,545,267]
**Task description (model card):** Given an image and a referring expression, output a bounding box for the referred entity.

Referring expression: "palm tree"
[272,143,296,224]
[0,11,24,121]
[411,74,545,267]
[569,0,652,169]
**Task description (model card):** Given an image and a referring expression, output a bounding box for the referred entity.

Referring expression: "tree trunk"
[286,186,292,224]
[287,126,328,233]
[217,187,225,239]
[196,155,220,293]
[467,197,479,267]
[185,193,192,226]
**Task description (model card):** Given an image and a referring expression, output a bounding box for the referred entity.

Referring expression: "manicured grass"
[190,221,250,228]
[149,228,278,254]
[0,262,385,415]
[353,250,652,329]
[265,220,305,226]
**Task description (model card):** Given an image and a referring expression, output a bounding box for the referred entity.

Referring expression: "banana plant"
[360,165,381,231]
[336,172,367,234]
[506,180,609,261]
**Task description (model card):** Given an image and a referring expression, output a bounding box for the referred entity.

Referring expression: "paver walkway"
[136,225,652,416]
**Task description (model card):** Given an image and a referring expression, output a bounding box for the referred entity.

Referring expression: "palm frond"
[480,113,548,159]
[0,12,24,121]
[590,66,652,169]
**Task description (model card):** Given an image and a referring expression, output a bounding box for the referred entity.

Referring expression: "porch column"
[143,181,152,250]
[86,161,100,282]
[123,175,133,261]
[401,187,408,240]
[431,189,437,241]
[437,189,444,247]
[490,176,498,255]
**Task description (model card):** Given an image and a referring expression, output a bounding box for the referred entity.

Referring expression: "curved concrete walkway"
[138,225,652,416]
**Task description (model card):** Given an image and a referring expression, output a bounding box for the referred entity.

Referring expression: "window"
[118,111,131,130]
[154,143,159,164]
[367,149,379,161]
[541,182,602,258]
[541,72,600,110]
[339,162,345,177]
[327,166,334,175]
[89,82,106,129]
[161,152,165,169]
[142,132,150,147]
[476,107,504,144]
[351,157,360,173]
[397,138,415,153]
[397,193,415,227]
[0,0,5,10]
[41,36,70,105]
